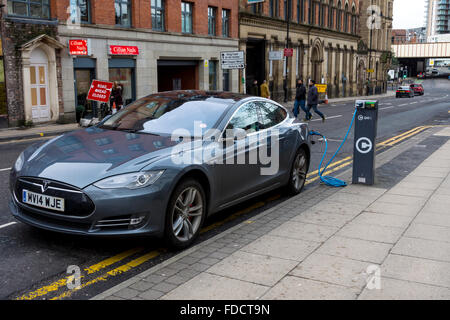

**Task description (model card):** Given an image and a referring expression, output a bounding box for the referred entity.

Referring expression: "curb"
[0,127,78,143]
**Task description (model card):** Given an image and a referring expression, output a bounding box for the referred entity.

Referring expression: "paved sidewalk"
[0,123,79,142]
[93,127,450,300]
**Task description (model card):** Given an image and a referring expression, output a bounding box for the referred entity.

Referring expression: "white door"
[30,63,50,122]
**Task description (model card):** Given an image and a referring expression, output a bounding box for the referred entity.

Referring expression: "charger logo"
[356,137,373,154]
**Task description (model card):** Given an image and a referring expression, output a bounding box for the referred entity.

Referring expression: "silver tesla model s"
[10,91,311,248]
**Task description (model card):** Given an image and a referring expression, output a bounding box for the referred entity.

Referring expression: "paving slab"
[241,234,319,262]
[381,254,450,288]
[405,223,450,243]
[161,272,269,300]
[316,236,392,264]
[336,222,404,244]
[261,276,358,300]
[358,277,450,300]
[290,253,374,289]
[365,201,423,217]
[375,194,427,207]
[392,237,450,263]
[308,200,368,217]
[352,211,413,229]
[414,212,450,228]
[290,209,353,228]
[268,221,338,242]
[206,251,298,286]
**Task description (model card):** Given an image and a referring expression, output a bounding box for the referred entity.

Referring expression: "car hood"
[19,127,179,189]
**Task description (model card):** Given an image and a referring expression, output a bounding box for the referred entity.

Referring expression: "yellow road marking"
[50,250,161,300]
[18,125,437,300]
[16,247,144,300]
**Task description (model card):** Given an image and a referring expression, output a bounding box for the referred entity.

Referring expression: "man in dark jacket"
[293,79,308,120]
[306,79,326,122]
[249,80,259,96]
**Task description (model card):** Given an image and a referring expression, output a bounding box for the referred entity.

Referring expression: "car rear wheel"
[286,148,308,195]
[164,179,206,249]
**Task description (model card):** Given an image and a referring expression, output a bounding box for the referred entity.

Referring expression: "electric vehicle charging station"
[352,100,378,185]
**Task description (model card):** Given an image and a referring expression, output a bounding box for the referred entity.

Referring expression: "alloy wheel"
[171,186,203,242]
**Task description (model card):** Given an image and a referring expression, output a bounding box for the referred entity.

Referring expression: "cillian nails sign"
[109,45,139,55]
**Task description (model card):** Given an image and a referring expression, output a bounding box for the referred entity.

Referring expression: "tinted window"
[100,96,231,136]
[226,102,261,134]
[259,102,287,129]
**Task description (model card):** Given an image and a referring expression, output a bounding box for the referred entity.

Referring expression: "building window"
[222,9,230,37]
[7,0,50,19]
[337,1,342,30]
[284,0,292,20]
[181,2,193,34]
[329,1,334,29]
[208,7,216,36]
[115,0,131,27]
[298,0,304,23]
[151,0,165,31]
[344,3,349,32]
[70,0,91,24]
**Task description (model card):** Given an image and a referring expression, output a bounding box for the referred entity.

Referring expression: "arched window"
[344,3,349,32]
[298,0,305,23]
[351,5,356,34]
[337,1,342,31]
[328,0,334,28]
[308,0,312,24]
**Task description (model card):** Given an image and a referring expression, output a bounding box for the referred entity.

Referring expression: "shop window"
[208,7,216,36]
[109,67,134,106]
[115,0,131,27]
[222,9,230,37]
[151,0,165,31]
[7,0,50,19]
[181,2,193,34]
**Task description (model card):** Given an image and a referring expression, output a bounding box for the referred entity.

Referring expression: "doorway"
[245,39,266,92]
[157,60,198,92]
[29,48,50,122]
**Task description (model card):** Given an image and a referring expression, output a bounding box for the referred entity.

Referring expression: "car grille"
[14,177,95,217]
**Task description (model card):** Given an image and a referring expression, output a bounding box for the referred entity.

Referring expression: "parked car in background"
[417,72,425,79]
[396,86,415,98]
[410,83,424,96]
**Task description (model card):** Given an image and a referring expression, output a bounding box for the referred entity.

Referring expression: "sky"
[392,0,426,29]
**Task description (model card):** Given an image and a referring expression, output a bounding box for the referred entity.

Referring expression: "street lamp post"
[367,0,374,96]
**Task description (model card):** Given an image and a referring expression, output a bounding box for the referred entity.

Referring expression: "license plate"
[22,189,65,212]
[400,91,405,92]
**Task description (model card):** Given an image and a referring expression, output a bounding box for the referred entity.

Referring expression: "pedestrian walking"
[110,81,124,112]
[260,80,270,98]
[293,79,308,120]
[249,80,259,96]
[306,79,326,122]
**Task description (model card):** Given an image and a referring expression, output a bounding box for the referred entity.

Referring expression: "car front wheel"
[164,179,206,249]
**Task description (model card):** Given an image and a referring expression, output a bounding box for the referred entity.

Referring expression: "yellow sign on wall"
[316,84,327,93]
[367,69,375,73]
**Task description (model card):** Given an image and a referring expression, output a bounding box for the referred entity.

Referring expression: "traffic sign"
[367,69,374,73]
[316,84,327,93]
[221,51,245,69]
[87,80,114,103]
[284,48,293,57]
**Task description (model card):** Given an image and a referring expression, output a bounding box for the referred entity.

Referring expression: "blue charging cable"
[309,107,357,187]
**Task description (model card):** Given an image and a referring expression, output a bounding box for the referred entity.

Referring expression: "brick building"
[0,0,239,126]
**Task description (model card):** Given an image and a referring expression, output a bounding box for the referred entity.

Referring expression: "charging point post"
[352,100,378,185]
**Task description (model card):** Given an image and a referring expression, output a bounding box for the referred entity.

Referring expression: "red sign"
[284,48,294,57]
[87,80,114,103]
[109,45,139,55]
[69,39,88,56]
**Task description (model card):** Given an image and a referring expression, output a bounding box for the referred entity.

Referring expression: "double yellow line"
[16,125,435,300]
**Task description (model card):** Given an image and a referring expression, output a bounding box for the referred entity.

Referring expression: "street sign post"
[87,80,114,103]
[220,51,245,70]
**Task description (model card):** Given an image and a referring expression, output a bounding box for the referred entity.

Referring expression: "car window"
[226,102,261,134]
[258,102,287,129]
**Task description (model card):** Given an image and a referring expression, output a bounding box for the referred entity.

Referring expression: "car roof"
[139,90,250,106]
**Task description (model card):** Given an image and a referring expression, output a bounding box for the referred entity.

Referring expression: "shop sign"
[109,45,139,55]
[69,39,88,56]
[269,51,283,60]
[87,80,114,103]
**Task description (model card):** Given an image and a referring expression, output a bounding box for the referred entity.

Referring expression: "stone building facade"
[358,0,393,95]
[239,0,363,101]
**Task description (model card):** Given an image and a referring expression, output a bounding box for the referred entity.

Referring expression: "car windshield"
[99,94,234,136]
[399,86,410,90]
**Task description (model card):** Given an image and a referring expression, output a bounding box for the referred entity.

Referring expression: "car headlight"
[93,170,164,189]
[14,152,25,172]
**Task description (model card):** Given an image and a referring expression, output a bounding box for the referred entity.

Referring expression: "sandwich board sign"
[221,51,245,69]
